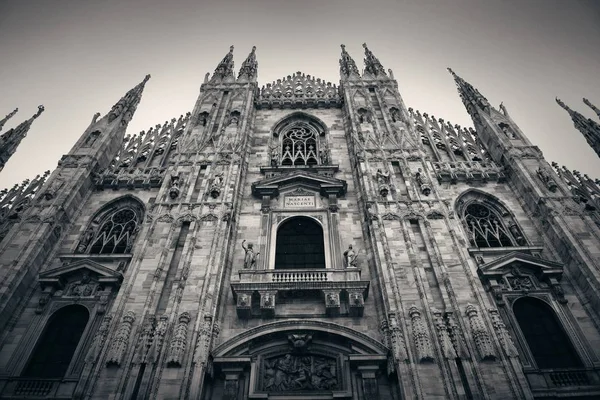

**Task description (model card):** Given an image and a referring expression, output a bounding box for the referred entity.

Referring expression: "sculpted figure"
[270,146,279,167]
[375,168,390,184]
[242,240,259,269]
[343,245,357,268]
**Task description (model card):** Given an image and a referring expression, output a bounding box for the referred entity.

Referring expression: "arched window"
[513,298,582,369]
[22,305,89,378]
[280,122,319,166]
[76,197,144,255]
[458,194,526,248]
[275,217,325,269]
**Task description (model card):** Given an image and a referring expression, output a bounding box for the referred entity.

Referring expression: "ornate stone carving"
[489,309,519,358]
[348,290,365,317]
[241,240,259,269]
[193,314,214,365]
[260,291,276,317]
[169,175,181,199]
[408,306,434,362]
[432,308,457,359]
[324,291,340,317]
[536,167,558,193]
[386,313,408,364]
[465,304,496,360]
[415,169,431,196]
[287,333,312,352]
[256,72,341,110]
[209,172,224,199]
[85,315,112,363]
[343,245,358,268]
[263,354,338,392]
[167,312,191,367]
[375,168,391,197]
[134,314,156,363]
[106,310,136,367]
[68,272,98,297]
[446,312,470,359]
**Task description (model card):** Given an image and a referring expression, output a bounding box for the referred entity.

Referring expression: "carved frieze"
[262,353,338,392]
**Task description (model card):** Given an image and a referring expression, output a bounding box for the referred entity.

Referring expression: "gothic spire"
[0,105,44,173]
[211,45,235,82]
[447,68,492,113]
[556,98,600,158]
[362,43,387,77]
[583,98,600,120]
[339,44,360,79]
[107,74,151,126]
[0,108,18,132]
[238,46,258,81]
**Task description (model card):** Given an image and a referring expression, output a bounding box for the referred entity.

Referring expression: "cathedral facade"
[0,44,600,400]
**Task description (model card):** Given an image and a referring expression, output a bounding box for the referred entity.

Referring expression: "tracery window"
[461,200,526,248]
[22,305,89,379]
[513,297,582,369]
[76,197,144,255]
[280,122,319,166]
[275,217,325,269]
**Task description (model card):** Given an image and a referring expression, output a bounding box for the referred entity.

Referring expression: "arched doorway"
[275,217,325,269]
[513,297,582,369]
[22,305,90,378]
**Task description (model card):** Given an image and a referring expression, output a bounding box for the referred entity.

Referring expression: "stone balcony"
[231,268,370,319]
[525,368,600,398]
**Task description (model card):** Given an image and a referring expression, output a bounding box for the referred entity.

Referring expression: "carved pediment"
[39,259,123,289]
[252,170,347,198]
[478,251,563,282]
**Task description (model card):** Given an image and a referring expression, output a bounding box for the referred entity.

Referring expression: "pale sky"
[1,0,599,189]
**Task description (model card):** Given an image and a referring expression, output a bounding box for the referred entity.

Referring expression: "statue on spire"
[583,98,600,120]
[362,43,387,77]
[0,108,19,133]
[211,45,235,82]
[339,44,360,79]
[238,46,258,81]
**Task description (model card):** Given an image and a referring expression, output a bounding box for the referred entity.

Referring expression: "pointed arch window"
[513,297,582,369]
[22,305,89,379]
[76,197,144,255]
[281,122,319,166]
[275,217,325,269]
[460,199,526,248]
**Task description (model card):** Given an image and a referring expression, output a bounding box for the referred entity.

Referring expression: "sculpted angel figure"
[242,240,260,269]
[375,168,390,185]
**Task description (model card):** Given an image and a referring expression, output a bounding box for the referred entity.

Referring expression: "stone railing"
[432,161,505,184]
[525,368,600,393]
[239,268,362,284]
[0,377,73,398]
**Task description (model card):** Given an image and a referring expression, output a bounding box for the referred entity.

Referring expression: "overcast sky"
[1,0,599,189]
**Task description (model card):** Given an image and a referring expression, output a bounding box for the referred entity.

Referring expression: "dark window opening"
[513,297,583,369]
[275,217,325,269]
[22,305,89,379]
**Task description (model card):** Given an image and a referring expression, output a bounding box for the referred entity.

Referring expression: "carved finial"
[33,105,45,119]
[238,46,258,81]
[555,97,569,111]
[211,45,236,82]
[0,108,19,132]
[339,44,360,79]
[362,43,387,77]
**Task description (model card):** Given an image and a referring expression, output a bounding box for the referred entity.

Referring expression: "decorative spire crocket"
[447,68,491,114]
[362,43,387,77]
[107,74,151,127]
[0,105,44,173]
[339,44,360,79]
[583,98,600,120]
[211,45,235,82]
[0,108,18,132]
[556,98,600,159]
[238,46,258,81]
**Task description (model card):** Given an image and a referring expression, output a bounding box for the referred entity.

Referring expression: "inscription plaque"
[284,196,315,208]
